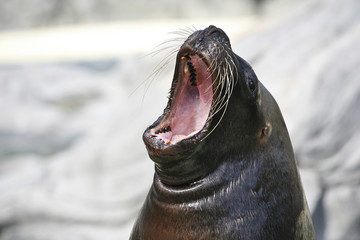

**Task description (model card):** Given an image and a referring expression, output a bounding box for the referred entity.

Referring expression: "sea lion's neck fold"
[152,160,233,204]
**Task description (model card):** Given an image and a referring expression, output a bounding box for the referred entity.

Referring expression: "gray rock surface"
[0,0,258,30]
[0,0,359,239]
[0,60,159,239]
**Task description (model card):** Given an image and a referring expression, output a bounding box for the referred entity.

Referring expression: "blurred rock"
[0,59,161,239]
[0,0,260,30]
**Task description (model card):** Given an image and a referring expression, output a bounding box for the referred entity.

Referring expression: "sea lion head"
[143,25,285,187]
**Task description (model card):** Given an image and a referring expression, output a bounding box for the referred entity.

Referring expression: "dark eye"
[248,78,256,92]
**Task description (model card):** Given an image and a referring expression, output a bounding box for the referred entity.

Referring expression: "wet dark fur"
[130,26,316,240]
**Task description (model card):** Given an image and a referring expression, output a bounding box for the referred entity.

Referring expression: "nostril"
[194,32,205,48]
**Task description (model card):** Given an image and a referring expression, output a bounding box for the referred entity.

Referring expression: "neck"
[153,138,219,186]
[153,160,237,204]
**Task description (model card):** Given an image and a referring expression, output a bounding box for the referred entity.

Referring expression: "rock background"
[0,0,359,239]
[0,0,260,30]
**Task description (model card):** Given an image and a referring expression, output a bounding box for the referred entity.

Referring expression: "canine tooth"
[184,65,189,74]
[181,55,190,60]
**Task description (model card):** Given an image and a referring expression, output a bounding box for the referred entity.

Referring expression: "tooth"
[181,55,190,60]
[190,73,196,78]
[184,64,189,74]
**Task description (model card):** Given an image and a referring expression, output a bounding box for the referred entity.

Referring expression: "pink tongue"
[154,55,213,144]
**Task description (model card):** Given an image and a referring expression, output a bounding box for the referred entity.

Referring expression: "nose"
[203,25,231,45]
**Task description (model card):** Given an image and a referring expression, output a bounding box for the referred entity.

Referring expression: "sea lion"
[130,25,316,239]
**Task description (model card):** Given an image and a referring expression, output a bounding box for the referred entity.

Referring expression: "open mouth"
[149,52,214,145]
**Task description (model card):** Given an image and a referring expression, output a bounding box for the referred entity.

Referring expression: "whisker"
[202,45,236,141]
[130,37,181,98]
